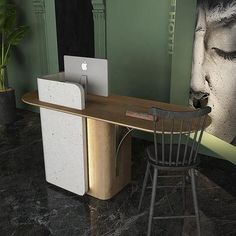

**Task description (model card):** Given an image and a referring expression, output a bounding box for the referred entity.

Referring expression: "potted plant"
[0,0,27,125]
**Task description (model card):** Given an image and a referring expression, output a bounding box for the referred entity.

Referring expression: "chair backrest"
[149,106,211,168]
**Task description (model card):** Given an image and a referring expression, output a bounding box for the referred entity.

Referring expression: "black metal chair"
[138,106,211,236]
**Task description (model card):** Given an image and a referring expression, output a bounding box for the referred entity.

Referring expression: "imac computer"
[64,55,109,97]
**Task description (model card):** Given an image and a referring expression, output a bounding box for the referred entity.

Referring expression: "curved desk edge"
[22,91,154,132]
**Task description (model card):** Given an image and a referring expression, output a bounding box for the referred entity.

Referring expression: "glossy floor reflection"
[0,110,236,236]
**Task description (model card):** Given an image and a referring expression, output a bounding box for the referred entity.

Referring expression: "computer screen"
[64,55,108,97]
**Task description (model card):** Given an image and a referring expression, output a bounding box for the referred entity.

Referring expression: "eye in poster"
[190,0,236,145]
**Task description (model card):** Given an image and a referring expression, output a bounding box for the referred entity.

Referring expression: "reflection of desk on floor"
[22,91,206,200]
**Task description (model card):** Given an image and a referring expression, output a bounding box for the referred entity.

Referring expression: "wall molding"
[32,0,58,75]
[33,0,45,14]
[92,0,106,59]
[32,0,48,74]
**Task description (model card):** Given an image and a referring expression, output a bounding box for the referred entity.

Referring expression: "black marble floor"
[1,110,236,236]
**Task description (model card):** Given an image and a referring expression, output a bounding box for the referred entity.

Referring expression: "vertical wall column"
[44,1,59,74]
[7,0,58,109]
[169,0,197,105]
[33,0,49,75]
[92,0,106,59]
[33,0,59,75]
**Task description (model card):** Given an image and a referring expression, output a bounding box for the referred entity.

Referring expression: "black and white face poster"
[190,0,236,145]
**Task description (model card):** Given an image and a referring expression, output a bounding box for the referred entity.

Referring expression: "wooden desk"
[22,91,208,200]
[22,91,198,132]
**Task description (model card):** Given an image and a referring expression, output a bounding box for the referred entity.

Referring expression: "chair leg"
[182,173,186,212]
[147,167,158,236]
[190,169,201,236]
[138,162,150,212]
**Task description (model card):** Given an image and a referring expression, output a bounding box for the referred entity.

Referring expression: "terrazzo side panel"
[38,78,88,195]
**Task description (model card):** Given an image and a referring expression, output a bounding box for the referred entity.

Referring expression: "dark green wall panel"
[106,0,171,102]
[8,0,58,109]
[170,0,197,105]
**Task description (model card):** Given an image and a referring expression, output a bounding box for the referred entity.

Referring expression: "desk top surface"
[22,91,210,133]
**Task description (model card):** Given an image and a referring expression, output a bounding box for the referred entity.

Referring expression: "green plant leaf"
[0,45,10,65]
[0,1,28,90]
[6,25,28,45]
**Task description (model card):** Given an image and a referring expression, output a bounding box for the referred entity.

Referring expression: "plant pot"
[0,88,16,125]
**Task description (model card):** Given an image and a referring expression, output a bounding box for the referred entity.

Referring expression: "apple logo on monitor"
[81,61,87,71]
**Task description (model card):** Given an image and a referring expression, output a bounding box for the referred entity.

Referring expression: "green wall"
[106,0,197,104]
[106,0,171,102]
[170,0,196,105]
[9,0,194,109]
[7,1,235,163]
[97,0,236,163]
[8,0,58,109]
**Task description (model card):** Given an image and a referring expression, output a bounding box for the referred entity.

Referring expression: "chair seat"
[146,145,199,170]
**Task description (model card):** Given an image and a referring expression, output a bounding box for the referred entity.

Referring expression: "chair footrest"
[153,215,196,220]
[147,185,184,189]
[157,175,184,178]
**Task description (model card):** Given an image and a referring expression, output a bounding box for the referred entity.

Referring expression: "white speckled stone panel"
[37,78,85,109]
[38,77,88,195]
